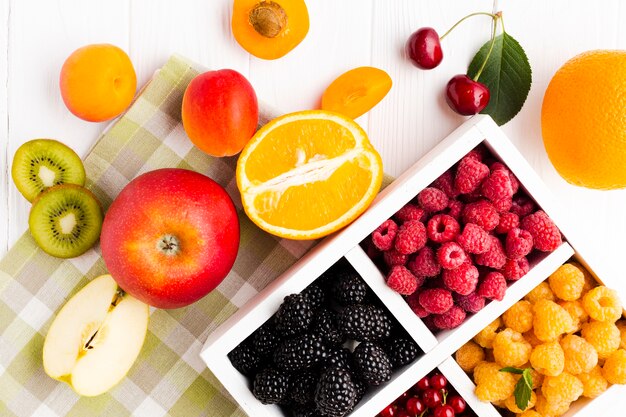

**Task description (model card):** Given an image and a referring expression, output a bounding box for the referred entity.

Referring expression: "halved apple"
[43,274,149,396]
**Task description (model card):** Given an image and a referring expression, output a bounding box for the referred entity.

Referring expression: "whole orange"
[60,44,136,122]
[541,50,626,190]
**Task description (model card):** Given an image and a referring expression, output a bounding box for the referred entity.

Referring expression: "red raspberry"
[408,246,441,277]
[491,196,513,213]
[457,223,491,254]
[437,242,467,269]
[418,187,449,212]
[456,292,486,313]
[455,154,490,194]
[433,170,460,198]
[521,210,562,252]
[364,239,382,260]
[477,272,507,301]
[510,195,536,217]
[443,262,479,295]
[387,266,423,295]
[395,220,427,255]
[475,236,507,269]
[372,219,398,251]
[427,214,460,243]
[462,200,500,231]
[501,257,529,281]
[433,305,466,329]
[491,162,520,194]
[422,315,437,332]
[495,212,520,234]
[466,148,484,161]
[446,200,464,220]
[407,292,430,318]
[395,204,426,223]
[505,228,533,259]
[482,169,513,204]
[419,288,454,314]
[383,249,409,268]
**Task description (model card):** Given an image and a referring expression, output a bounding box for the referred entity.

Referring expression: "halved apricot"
[232,0,309,60]
[321,67,392,119]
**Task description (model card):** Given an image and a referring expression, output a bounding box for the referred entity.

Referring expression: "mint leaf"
[499,367,524,374]
[467,32,531,125]
[499,367,533,410]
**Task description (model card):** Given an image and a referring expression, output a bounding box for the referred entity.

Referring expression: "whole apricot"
[60,44,137,122]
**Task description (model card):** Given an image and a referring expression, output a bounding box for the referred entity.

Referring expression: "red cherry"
[406,27,443,69]
[406,397,425,415]
[416,376,430,391]
[422,388,443,408]
[395,411,411,417]
[380,404,396,417]
[445,74,490,116]
[395,390,410,406]
[429,374,448,390]
[448,396,466,413]
[433,405,455,417]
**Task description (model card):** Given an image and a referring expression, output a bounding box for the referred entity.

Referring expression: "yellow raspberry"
[455,340,485,373]
[548,263,585,301]
[530,341,564,376]
[582,286,623,322]
[492,399,506,409]
[474,317,502,349]
[517,411,542,417]
[474,361,517,402]
[528,367,544,389]
[493,328,532,367]
[533,299,575,342]
[578,365,608,398]
[525,281,555,304]
[560,334,598,375]
[503,300,534,333]
[602,348,626,384]
[541,372,583,404]
[581,320,621,359]
[535,393,570,417]
[617,320,626,349]
[504,390,537,413]
[569,261,595,295]
[558,300,588,333]
[524,330,543,348]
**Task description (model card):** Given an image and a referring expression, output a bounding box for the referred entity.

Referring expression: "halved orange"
[236,110,383,240]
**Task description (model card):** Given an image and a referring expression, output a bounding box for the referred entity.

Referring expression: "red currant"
[422,388,443,408]
[429,374,448,390]
[380,404,396,417]
[448,395,466,414]
[445,74,490,116]
[433,404,455,417]
[415,376,430,391]
[406,27,443,69]
[405,397,425,416]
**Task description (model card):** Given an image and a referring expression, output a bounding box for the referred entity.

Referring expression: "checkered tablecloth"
[0,55,318,417]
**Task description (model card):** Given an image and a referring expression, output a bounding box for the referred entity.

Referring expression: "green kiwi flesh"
[12,139,86,202]
[29,184,103,258]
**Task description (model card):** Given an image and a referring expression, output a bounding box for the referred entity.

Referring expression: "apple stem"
[158,234,181,256]
[440,11,499,40]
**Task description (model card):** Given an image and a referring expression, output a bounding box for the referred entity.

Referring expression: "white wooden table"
[1,0,626,414]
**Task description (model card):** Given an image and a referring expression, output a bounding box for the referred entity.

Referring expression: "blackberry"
[273,333,327,372]
[315,367,357,417]
[382,337,420,369]
[312,308,344,346]
[228,342,263,376]
[252,368,290,404]
[353,342,392,386]
[353,376,368,404]
[252,320,280,358]
[325,346,352,370]
[332,270,368,306]
[338,304,392,342]
[291,404,324,417]
[289,371,318,404]
[275,294,314,337]
[302,284,326,311]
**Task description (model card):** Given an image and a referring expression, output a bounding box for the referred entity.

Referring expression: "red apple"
[100,168,239,309]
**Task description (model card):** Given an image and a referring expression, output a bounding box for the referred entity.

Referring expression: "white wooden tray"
[201,115,625,417]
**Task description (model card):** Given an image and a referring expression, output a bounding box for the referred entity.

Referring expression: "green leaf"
[467,32,532,125]
[499,367,524,374]
[512,368,533,411]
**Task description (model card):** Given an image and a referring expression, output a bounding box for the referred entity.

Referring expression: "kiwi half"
[29,184,103,259]
[12,139,86,202]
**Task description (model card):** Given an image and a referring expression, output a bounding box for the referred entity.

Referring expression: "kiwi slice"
[29,184,103,259]
[12,139,86,202]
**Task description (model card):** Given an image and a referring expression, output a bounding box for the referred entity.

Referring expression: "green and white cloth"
[0,55,317,417]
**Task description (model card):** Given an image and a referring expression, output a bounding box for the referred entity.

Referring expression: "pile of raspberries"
[364,146,563,331]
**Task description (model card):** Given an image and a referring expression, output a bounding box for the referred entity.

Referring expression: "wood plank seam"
[1,0,11,255]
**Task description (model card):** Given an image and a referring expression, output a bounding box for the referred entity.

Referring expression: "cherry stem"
[472,12,504,82]
[440,12,499,40]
